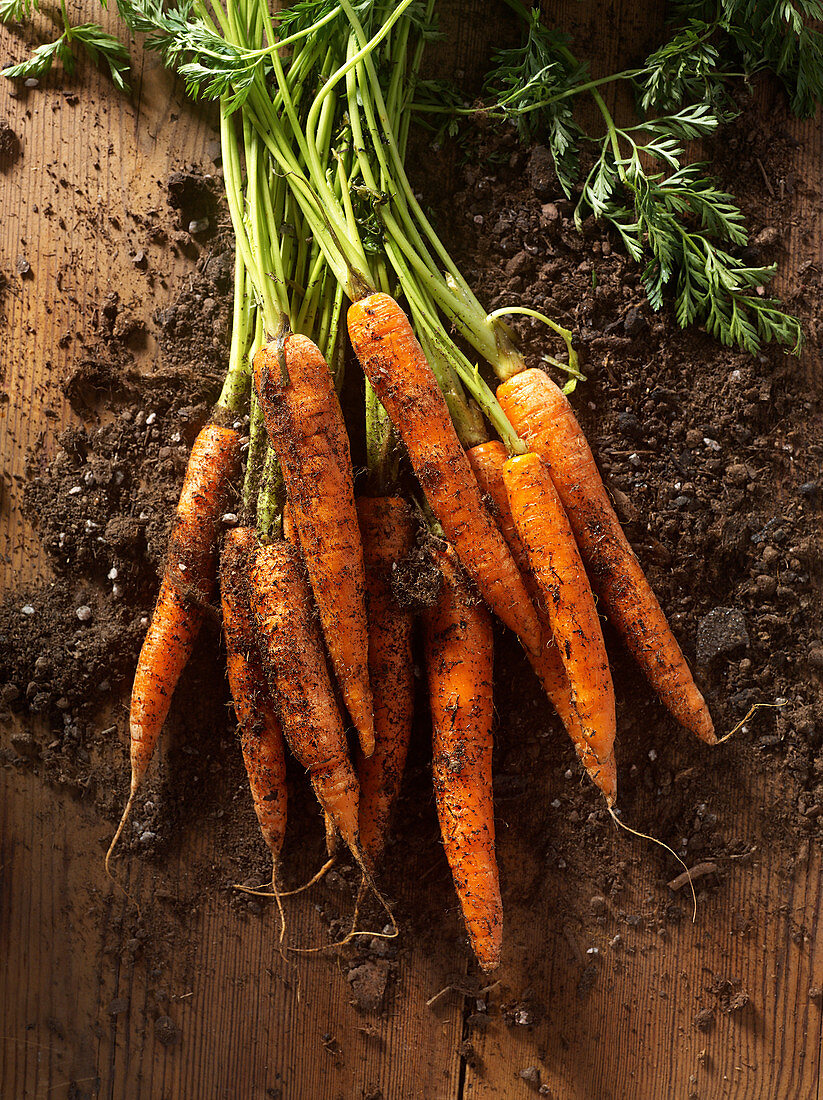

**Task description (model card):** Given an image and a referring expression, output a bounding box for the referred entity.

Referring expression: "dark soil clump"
[0,118,21,170]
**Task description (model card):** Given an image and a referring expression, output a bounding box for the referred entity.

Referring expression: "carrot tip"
[104,788,141,916]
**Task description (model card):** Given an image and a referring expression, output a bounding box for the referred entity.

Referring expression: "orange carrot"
[107,422,240,872]
[423,544,501,972]
[130,424,240,788]
[347,293,542,657]
[247,540,364,869]
[221,527,287,877]
[499,369,715,743]
[254,334,374,757]
[469,442,616,804]
[281,499,297,545]
[504,452,617,769]
[356,496,416,864]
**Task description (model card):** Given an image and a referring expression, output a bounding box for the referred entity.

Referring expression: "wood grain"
[2,1,822,1098]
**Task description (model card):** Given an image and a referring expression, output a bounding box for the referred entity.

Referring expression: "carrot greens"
[473,0,813,354]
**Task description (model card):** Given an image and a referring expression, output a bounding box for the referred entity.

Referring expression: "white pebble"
[68,485,82,495]
[551,799,561,809]
[221,513,238,526]
[586,947,600,956]
[21,604,35,616]
[108,567,118,580]
[145,412,157,426]
[76,605,92,622]
[112,584,123,598]
[704,437,721,451]
[648,748,657,762]
[564,769,573,780]
[170,432,182,443]
[139,615,149,627]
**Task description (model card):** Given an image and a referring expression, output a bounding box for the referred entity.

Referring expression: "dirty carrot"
[348,292,542,656]
[107,422,241,873]
[424,543,501,972]
[504,451,617,769]
[221,526,287,880]
[247,539,365,870]
[254,335,374,758]
[468,441,617,804]
[281,501,339,866]
[498,369,715,743]
[356,495,416,864]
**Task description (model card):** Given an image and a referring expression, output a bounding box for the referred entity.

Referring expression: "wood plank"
[2,2,822,1098]
[0,759,466,1100]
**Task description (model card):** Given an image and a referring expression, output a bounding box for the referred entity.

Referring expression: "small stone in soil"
[76,605,93,623]
[527,145,555,198]
[694,1007,715,1031]
[696,607,750,665]
[518,1066,541,1085]
[623,308,647,336]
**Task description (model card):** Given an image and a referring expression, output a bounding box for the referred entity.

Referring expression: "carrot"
[503,452,617,770]
[247,540,365,869]
[281,499,297,545]
[498,369,715,744]
[221,527,287,879]
[423,543,501,972]
[108,422,241,873]
[347,293,542,657]
[468,442,616,804]
[254,334,374,758]
[281,500,342,865]
[356,496,416,864]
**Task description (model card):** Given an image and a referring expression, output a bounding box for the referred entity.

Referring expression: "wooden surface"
[2,3,823,1099]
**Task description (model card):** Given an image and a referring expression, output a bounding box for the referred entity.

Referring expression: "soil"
[1,86,822,1013]
[0,118,21,171]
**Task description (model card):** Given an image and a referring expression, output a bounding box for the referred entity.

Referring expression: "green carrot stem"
[218,258,253,412]
[256,445,284,543]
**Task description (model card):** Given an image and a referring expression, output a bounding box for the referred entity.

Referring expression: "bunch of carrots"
[108,0,717,971]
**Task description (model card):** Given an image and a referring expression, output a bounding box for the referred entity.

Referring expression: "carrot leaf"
[0,0,39,22]
[3,34,73,80]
